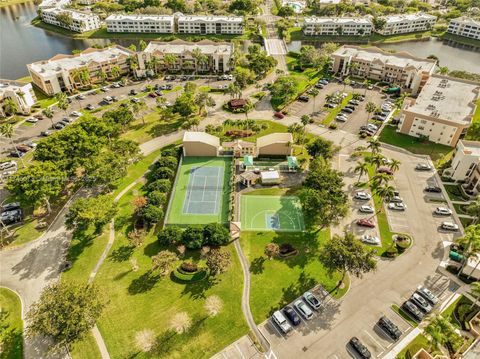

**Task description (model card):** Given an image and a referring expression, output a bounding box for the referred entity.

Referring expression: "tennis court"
[240,195,305,231]
[166,157,231,225]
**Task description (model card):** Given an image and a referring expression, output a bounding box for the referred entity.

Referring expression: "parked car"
[390,195,403,203]
[435,207,452,215]
[425,185,442,193]
[335,115,347,122]
[155,90,163,96]
[0,161,17,171]
[16,145,30,153]
[0,209,22,225]
[345,105,356,110]
[377,167,394,175]
[111,96,118,102]
[341,107,353,114]
[26,141,37,148]
[303,291,322,310]
[165,84,173,90]
[367,123,378,131]
[411,292,432,313]
[314,83,324,89]
[101,86,109,92]
[354,191,371,200]
[53,122,65,130]
[416,163,432,171]
[294,300,313,320]
[273,112,284,119]
[33,114,44,120]
[70,111,82,117]
[130,89,138,95]
[402,300,424,321]
[388,202,407,211]
[61,117,74,124]
[1,202,21,212]
[325,103,336,109]
[85,104,95,110]
[361,234,380,245]
[298,95,310,102]
[76,94,86,100]
[272,311,292,333]
[441,222,459,231]
[349,337,371,359]
[378,316,402,341]
[372,114,387,121]
[26,117,38,124]
[9,150,24,158]
[131,97,140,103]
[349,100,360,105]
[357,219,375,228]
[359,205,374,213]
[283,306,301,326]
[41,130,52,136]
[416,286,439,305]
[148,92,157,98]
[165,75,176,81]
[111,83,120,88]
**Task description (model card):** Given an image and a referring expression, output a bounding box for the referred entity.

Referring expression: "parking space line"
[264,321,287,341]
[234,343,245,359]
[365,330,385,352]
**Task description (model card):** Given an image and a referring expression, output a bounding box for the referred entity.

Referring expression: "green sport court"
[240,195,305,231]
[166,157,232,225]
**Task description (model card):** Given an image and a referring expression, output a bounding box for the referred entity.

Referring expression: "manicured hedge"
[173,267,208,282]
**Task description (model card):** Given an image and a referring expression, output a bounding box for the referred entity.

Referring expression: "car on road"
[411,292,432,313]
[359,205,374,213]
[425,185,442,193]
[378,316,402,341]
[354,191,371,200]
[357,219,375,228]
[402,300,424,321]
[441,222,459,231]
[377,167,394,175]
[294,300,313,320]
[0,209,22,225]
[76,94,86,100]
[361,234,380,245]
[298,95,310,102]
[388,202,407,211]
[416,163,432,171]
[349,337,371,359]
[85,104,95,110]
[273,112,284,119]
[283,306,301,326]
[272,310,292,334]
[303,291,322,310]
[435,207,452,215]
[416,286,439,305]
[41,130,52,136]
[26,117,38,124]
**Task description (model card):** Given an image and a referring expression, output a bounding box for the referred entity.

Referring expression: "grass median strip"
[322,93,353,126]
[391,304,418,328]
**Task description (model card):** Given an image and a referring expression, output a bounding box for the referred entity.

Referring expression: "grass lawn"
[460,217,474,228]
[120,108,184,144]
[442,32,480,47]
[322,93,353,126]
[395,333,430,359]
[466,99,480,139]
[70,332,102,359]
[0,287,23,359]
[219,120,289,143]
[241,230,349,323]
[379,125,453,164]
[391,304,418,328]
[90,184,248,359]
[6,217,46,248]
[444,184,469,202]
[166,157,232,226]
[240,195,304,231]
[441,295,479,330]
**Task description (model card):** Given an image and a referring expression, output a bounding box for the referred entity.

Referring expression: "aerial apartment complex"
[398,75,480,146]
[106,14,175,33]
[331,45,437,95]
[303,17,373,36]
[27,46,134,95]
[377,13,437,35]
[40,8,100,32]
[136,39,233,77]
[0,79,37,116]
[176,15,244,35]
[447,17,480,40]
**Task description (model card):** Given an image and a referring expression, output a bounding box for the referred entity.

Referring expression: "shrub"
[173,267,208,282]
[329,123,337,130]
[182,226,204,249]
[139,204,163,225]
[385,244,398,258]
[146,190,166,206]
[161,147,180,158]
[180,261,198,273]
[157,226,183,245]
[203,223,230,246]
[155,156,178,170]
[279,243,296,255]
[146,179,172,193]
[150,166,175,180]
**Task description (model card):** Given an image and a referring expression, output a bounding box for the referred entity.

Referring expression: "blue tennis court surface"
[183,166,224,215]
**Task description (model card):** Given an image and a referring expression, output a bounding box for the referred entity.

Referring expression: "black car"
[9,151,24,158]
[298,95,310,102]
[314,83,324,89]
[402,300,424,321]
[372,114,387,121]
[155,90,163,96]
[325,103,336,108]
[283,306,301,326]
[130,89,138,95]
[341,107,354,114]
[425,185,442,193]
[53,122,65,130]
[349,337,371,359]
[345,105,356,110]
[165,84,173,90]
[378,316,401,340]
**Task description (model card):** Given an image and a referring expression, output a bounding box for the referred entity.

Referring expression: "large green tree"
[26,282,106,353]
[65,195,117,232]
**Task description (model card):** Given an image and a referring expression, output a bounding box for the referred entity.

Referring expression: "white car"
[26,117,38,123]
[367,85,373,90]
[336,115,347,122]
[294,300,313,320]
[354,191,371,200]
[359,205,374,213]
[435,207,452,215]
[367,124,378,131]
[272,311,292,333]
[361,234,381,245]
[388,202,407,211]
[442,222,459,231]
[416,163,432,171]
[70,111,82,117]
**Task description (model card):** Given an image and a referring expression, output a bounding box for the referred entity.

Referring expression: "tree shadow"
[109,245,135,262]
[113,269,132,281]
[250,256,266,274]
[128,270,161,295]
[143,241,161,257]
[179,275,219,300]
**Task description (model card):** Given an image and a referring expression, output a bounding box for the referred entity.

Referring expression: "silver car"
[359,205,374,213]
[411,292,432,313]
[303,291,322,310]
[272,310,292,333]
[435,207,452,215]
[294,300,313,320]
[354,191,371,200]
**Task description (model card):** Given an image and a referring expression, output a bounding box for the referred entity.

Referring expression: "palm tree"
[42,107,55,127]
[96,69,107,83]
[342,77,350,91]
[163,54,178,72]
[191,48,209,75]
[367,137,381,155]
[374,184,395,206]
[310,88,319,114]
[470,281,480,309]
[288,123,303,144]
[127,56,139,79]
[388,159,401,173]
[363,79,372,95]
[55,92,69,115]
[354,161,369,184]
[2,98,18,117]
[131,99,147,125]
[300,115,311,152]
[325,94,335,104]
[196,92,215,116]
[365,101,377,125]
[424,315,449,351]
[110,65,121,79]
[438,66,449,75]
[368,153,385,170]
[0,124,25,167]
[371,172,393,188]
[226,83,241,99]
[457,226,480,277]
[467,197,480,224]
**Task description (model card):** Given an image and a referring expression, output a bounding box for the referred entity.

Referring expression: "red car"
[357,219,375,228]
[148,92,158,98]
[377,167,393,175]
[273,112,285,119]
